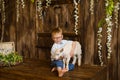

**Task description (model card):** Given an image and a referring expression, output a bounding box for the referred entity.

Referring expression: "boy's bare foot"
[58,69,68,77]
[51,67,56,72]
[58,71,64,77]
[62,68,68,72]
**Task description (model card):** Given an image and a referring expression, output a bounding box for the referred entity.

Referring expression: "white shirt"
[51,40,73,61]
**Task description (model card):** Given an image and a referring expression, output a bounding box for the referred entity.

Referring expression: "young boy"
[50,27,76,77]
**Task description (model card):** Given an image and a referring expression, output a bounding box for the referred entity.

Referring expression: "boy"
[50,27,76,77]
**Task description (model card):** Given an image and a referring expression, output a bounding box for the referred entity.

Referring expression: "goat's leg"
[66,57,70,70]
[77,53,82,66]
[63,58,66,69]
[72,56,77,65]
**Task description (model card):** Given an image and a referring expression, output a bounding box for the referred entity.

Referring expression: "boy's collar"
[56,41,63,44]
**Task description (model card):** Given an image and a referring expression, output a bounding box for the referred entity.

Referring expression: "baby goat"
[54,41,82,70]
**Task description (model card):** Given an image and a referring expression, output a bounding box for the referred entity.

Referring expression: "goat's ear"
[60,48,63,52]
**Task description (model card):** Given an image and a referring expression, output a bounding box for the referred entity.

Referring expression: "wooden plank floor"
[0,59,107,80]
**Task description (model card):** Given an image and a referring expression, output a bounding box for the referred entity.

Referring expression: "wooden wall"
[0,0,120,80]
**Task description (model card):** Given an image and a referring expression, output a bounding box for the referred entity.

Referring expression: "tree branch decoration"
[105,0,114,59]
[73,0,80,35]
[114,1,120,28]
[90,0,94,15]
[0,0,5,42]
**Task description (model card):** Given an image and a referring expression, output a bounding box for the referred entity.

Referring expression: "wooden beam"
[41,0,74,6]
[37,32,79,37]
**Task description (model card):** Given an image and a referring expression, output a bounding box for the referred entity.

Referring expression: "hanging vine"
[1,0,5,42]
[16,0,20,22]
[105,0,114,59]
[36,0,43,19]
[21,0,25,8]
[90,0,94,15]
[46,0,51,8]
[97,19,105,66]
[73,0,80,35]
[114,1,120,28]
[0,0,1,12]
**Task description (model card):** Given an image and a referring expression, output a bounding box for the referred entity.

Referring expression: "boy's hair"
[51,27,63,36]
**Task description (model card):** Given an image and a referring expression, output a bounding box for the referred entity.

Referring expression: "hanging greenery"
[31,0,34,3]
[21,0,25,8]
[36,0,43,19]
[0,0,1,12]
[46,0,51,8]
[0,0,5,42]
[16,0,20,22]
[73,0,80,35]
[16,0,25,22]
[105,0,114,59]
[97,19,105,66]
[114,1,120,28]
[90,0,94,15]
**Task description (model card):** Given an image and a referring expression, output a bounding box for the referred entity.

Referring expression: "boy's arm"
[70,41,76,57]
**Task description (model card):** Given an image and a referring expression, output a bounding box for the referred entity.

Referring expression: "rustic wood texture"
[118,9,120,80]
[36,32,80,60]
[0,59,107,80]
[0,0,119,80]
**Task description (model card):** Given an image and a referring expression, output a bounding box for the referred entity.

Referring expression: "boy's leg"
[51,67,57,72]
[57,67,63,77]
[55,60,65,77]
[69,63,74,71]
[57,67,68,77]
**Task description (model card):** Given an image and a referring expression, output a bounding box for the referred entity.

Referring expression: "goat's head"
[54,48,64,60]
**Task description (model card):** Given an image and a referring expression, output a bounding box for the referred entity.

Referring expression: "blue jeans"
[51,60,74,71]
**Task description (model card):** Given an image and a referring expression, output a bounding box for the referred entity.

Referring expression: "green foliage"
[106,0,114,16]
[31,0,34,3]
[98,19,105,28]
[0,52,23,66]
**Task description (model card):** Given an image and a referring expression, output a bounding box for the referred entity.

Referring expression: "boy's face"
[52,33,63,44]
